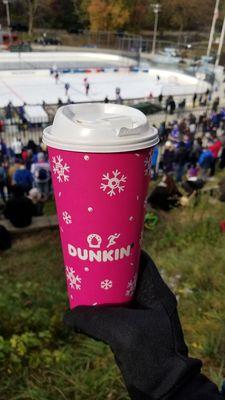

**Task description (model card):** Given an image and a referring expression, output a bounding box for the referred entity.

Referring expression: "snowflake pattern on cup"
[100,170,127,196]
[62,211,72,224]
[48,145,154,308]
[52,155,70,183]
[101,279,113,290]
[66,266,81,290]
[125,273,138,297]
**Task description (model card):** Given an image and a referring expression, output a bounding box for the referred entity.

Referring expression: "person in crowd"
[7,158,20,194]
[31,152,50,197]
[27,139,37,154]
[0,139,7,160]
[104,96,109,103]
[189,138,202,166]
[178,98,186,110]
[192,92,197,108]
[5,101,13,120]
[148,174,182,211]
[4,184,35,228]
[169,123,180,144]
[12,138,22,159]
[220,134,225,169]
[208,136,222,176]
[28,187,45,216]
[182,165,205,196]
[162,140,175,174]
[166,96,176,114]
[0,163,7,203]
[13,160,33,193]
[174,140,189,182]
[198,146,213,180]
[151,147,159,180]
[212,97,220,112]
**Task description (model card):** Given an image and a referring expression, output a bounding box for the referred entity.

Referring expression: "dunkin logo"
[68,233,132,262]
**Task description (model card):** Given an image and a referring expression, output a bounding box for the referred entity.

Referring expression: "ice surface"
[0,68,209,107]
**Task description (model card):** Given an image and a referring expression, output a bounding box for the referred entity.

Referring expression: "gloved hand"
[64,251,222,400]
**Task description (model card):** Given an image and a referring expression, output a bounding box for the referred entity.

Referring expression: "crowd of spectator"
[0,138,50,228]
[148,106,225,210]
[0,102,225,227]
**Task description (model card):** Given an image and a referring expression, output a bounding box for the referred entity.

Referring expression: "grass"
[0,178,225,399]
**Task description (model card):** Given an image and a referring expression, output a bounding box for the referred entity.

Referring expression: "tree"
[87,0,130,31]
[26,0,39,35]
[160,0,214,32]
[128,0,150,32]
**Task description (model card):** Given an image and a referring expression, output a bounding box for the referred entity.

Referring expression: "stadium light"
[207,0,220,57]
[2,0,11,29]
[151,3,161,55]
[215,13,225,66]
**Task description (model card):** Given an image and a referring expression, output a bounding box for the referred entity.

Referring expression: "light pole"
[215,13,225,66]
[3,0,11,30]
[207,0,220,57]
[151,3,161,54]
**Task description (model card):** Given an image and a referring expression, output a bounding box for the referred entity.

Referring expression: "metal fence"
[0,94,214,147]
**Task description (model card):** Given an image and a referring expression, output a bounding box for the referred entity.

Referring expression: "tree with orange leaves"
[87,0,130,31]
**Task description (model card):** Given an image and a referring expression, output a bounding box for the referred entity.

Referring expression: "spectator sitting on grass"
[28,187,44,216]
[4,185,35,228]
[148,174,182,211]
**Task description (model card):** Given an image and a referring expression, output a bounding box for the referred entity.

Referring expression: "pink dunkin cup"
[43,103,158,308]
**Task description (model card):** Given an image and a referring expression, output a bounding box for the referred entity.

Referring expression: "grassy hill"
[0,186,225,399]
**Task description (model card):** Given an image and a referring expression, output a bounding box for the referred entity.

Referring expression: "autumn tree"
[87,0,130,31]
[160,0,214,32]
[128,0,151,32]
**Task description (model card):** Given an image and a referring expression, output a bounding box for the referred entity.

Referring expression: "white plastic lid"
[43,103,159,153]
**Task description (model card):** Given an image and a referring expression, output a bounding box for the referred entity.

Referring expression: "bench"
[0,214,58,235]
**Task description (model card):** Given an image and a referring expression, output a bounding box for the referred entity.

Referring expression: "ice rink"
[0,68,209,107]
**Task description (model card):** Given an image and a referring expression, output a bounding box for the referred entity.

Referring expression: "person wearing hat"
[162,141,175,174]
[31,152,50,197]
[28,187,44,216]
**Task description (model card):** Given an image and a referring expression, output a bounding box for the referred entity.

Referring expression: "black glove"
[64,251,223,400]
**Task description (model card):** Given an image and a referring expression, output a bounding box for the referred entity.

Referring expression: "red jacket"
[209,140,222,158]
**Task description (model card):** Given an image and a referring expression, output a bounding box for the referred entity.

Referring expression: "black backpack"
[0,225,12,251]
[36,168,49,181]
[0,167,5,183]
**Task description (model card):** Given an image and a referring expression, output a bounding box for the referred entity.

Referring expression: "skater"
[55,71,59,84]
[158,93,163,104]
[64,82,70,97]
[149,92,154,102]
[84,78,90,96]
[115,87,122,104]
